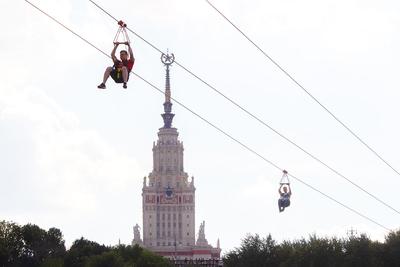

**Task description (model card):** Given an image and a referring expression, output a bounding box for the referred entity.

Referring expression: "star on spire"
[160,52,175,128]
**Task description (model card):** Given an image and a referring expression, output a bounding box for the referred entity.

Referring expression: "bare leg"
[121,66,128,89]
[103,66,113,84]
[278,199,285,212]
[122,66,128,83]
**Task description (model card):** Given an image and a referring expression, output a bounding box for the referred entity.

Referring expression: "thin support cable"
[25,0,392,231]
[88,0,164,54]
[205,0,400,178]
[87,0,400,215]
[25,0,109,58]
[134,72,391,231]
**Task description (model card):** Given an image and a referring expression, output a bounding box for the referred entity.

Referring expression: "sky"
[1,0,400,254]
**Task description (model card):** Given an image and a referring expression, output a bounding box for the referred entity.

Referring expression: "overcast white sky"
[1,0,400,254]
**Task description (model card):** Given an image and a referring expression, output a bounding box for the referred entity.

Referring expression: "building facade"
[133,54,220,260]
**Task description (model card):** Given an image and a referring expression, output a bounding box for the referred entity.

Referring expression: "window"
[187,232,189,236]
[150,232,152,236]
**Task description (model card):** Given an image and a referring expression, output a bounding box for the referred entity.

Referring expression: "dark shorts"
[278,198,290,208]
[110,68,129,83]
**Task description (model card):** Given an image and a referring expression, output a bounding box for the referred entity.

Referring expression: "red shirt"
[123,59,134,72]
[115,59,134,72]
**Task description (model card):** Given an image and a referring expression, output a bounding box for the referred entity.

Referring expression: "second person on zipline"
[278,183,292,212]
[97,42,134,89]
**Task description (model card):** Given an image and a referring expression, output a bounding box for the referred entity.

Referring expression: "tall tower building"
[134,54,220,260]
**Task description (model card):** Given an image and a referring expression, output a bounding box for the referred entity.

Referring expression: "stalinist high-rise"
[132,54,220,260]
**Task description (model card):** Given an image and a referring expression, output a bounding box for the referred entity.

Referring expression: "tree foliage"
[0,220,171,267]
[2,219,399,267]
[224,231,400,267]
[0,221,65,267]
[0,220,23,266]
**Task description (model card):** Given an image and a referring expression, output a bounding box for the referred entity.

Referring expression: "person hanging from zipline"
[278,170,292,212]
[97,20,134,89]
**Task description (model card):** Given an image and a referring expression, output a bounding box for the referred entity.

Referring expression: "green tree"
[383,230,400,267]
[292,235,344,267]
[18,223,66,266]
[0,220,23,266]
[85,251,124,267]
[114,244,142,264]
[20,223,48,266]
[39,257,64,267]
[46,227,66,258]
[343,233,383,267]
[64,237,109,267]
[224,234,278,267]
[136,249,172,267]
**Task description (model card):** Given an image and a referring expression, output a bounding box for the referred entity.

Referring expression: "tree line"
[223,231,400,267]
[2,219,400,266]
[0,220,172,267]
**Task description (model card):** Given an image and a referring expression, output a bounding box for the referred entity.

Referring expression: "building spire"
[160,52,175,128]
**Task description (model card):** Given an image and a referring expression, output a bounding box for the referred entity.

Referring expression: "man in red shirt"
[98,42,134,89]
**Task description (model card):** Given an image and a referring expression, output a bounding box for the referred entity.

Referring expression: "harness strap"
[279,170,290,185]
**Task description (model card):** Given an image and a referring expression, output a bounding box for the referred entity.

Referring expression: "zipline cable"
[205,0,400,178]
[87,0,400,216]
[24,0,392,232]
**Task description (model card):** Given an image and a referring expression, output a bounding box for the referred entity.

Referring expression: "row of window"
[157,157,179,162]
[152,222,191,228]
[150,241,191,247]
[144,205,194,211]
[151,231,191,238]
[156,213,191,220]
[149,213,189,219]
[157,166,183,172]
[155,147,181,153]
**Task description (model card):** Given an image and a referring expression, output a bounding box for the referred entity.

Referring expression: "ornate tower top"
[160,52,175,128]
